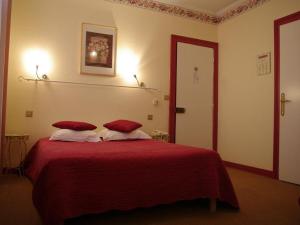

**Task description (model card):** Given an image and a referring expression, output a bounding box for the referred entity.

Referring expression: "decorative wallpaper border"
[106,0,218,24]
[105,0,270,25]
[218,0,270,23]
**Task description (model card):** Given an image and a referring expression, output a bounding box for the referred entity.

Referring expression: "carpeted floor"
[0,168,299,225]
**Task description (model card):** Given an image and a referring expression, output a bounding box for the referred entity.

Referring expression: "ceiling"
[156,0,243,15]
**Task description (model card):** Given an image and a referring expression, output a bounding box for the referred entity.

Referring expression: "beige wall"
[7,0,300,171]
[6,0,217,148]
[218,0,300,170]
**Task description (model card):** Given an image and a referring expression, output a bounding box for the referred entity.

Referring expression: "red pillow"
[103,120,142,133]
[52,121,97,131]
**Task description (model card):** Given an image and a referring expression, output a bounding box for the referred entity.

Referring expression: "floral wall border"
[105,0,270,25]
[105,0,219,24]
[218,0,270,23]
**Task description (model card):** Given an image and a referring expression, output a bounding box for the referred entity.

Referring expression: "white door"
[176,42,214,149]
[279,18,300,185]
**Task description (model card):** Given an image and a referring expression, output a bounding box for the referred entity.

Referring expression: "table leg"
[7,140,12,171]
[209,198,216,213]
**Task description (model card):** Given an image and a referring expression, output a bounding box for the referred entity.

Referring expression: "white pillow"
[98,129,151,141]
[50,129,101,142]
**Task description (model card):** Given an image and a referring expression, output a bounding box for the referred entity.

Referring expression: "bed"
[24,138,239,225]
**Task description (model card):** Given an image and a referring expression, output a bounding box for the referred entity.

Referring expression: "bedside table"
[151,131,169,142]
[4,134,29,175]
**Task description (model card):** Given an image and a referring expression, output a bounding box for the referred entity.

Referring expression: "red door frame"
[169,35,218,151]
[273,11,300,179]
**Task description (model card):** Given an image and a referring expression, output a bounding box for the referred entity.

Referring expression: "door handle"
[280,93,291,116]
[176,107,186,114]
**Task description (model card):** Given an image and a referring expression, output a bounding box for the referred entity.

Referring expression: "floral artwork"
[81,24,116,76]
[85,32,113,68]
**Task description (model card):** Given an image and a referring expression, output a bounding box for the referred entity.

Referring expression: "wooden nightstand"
[151,130,169,142]
[4,134,29,175]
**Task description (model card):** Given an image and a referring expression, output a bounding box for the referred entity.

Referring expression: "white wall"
[6,0,217,148]
[218,0,300,170]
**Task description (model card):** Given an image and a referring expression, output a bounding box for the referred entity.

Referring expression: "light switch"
[147,114,153,120]
[152,99,159,106]
[25,110,33,117]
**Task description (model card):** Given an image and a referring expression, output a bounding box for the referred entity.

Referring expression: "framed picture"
[81,23,117,76]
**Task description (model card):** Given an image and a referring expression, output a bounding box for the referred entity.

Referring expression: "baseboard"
[223,161,275,178]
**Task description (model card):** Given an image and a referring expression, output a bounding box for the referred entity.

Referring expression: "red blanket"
[24,138,239,225]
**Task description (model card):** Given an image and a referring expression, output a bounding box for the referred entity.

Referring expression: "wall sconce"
[23,49,52,80]
[133,74,145,87]
[35,65,48,80]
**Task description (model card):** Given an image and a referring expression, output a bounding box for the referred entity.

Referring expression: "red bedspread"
[24,138,239,225]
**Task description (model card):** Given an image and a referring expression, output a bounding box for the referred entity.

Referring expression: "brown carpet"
[0,168,299,225]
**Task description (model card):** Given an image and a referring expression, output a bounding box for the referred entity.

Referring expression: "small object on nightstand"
[151,130,169,142]
[4,134,29,176]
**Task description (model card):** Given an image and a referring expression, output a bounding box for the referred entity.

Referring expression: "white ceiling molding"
[105,0,270,24]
